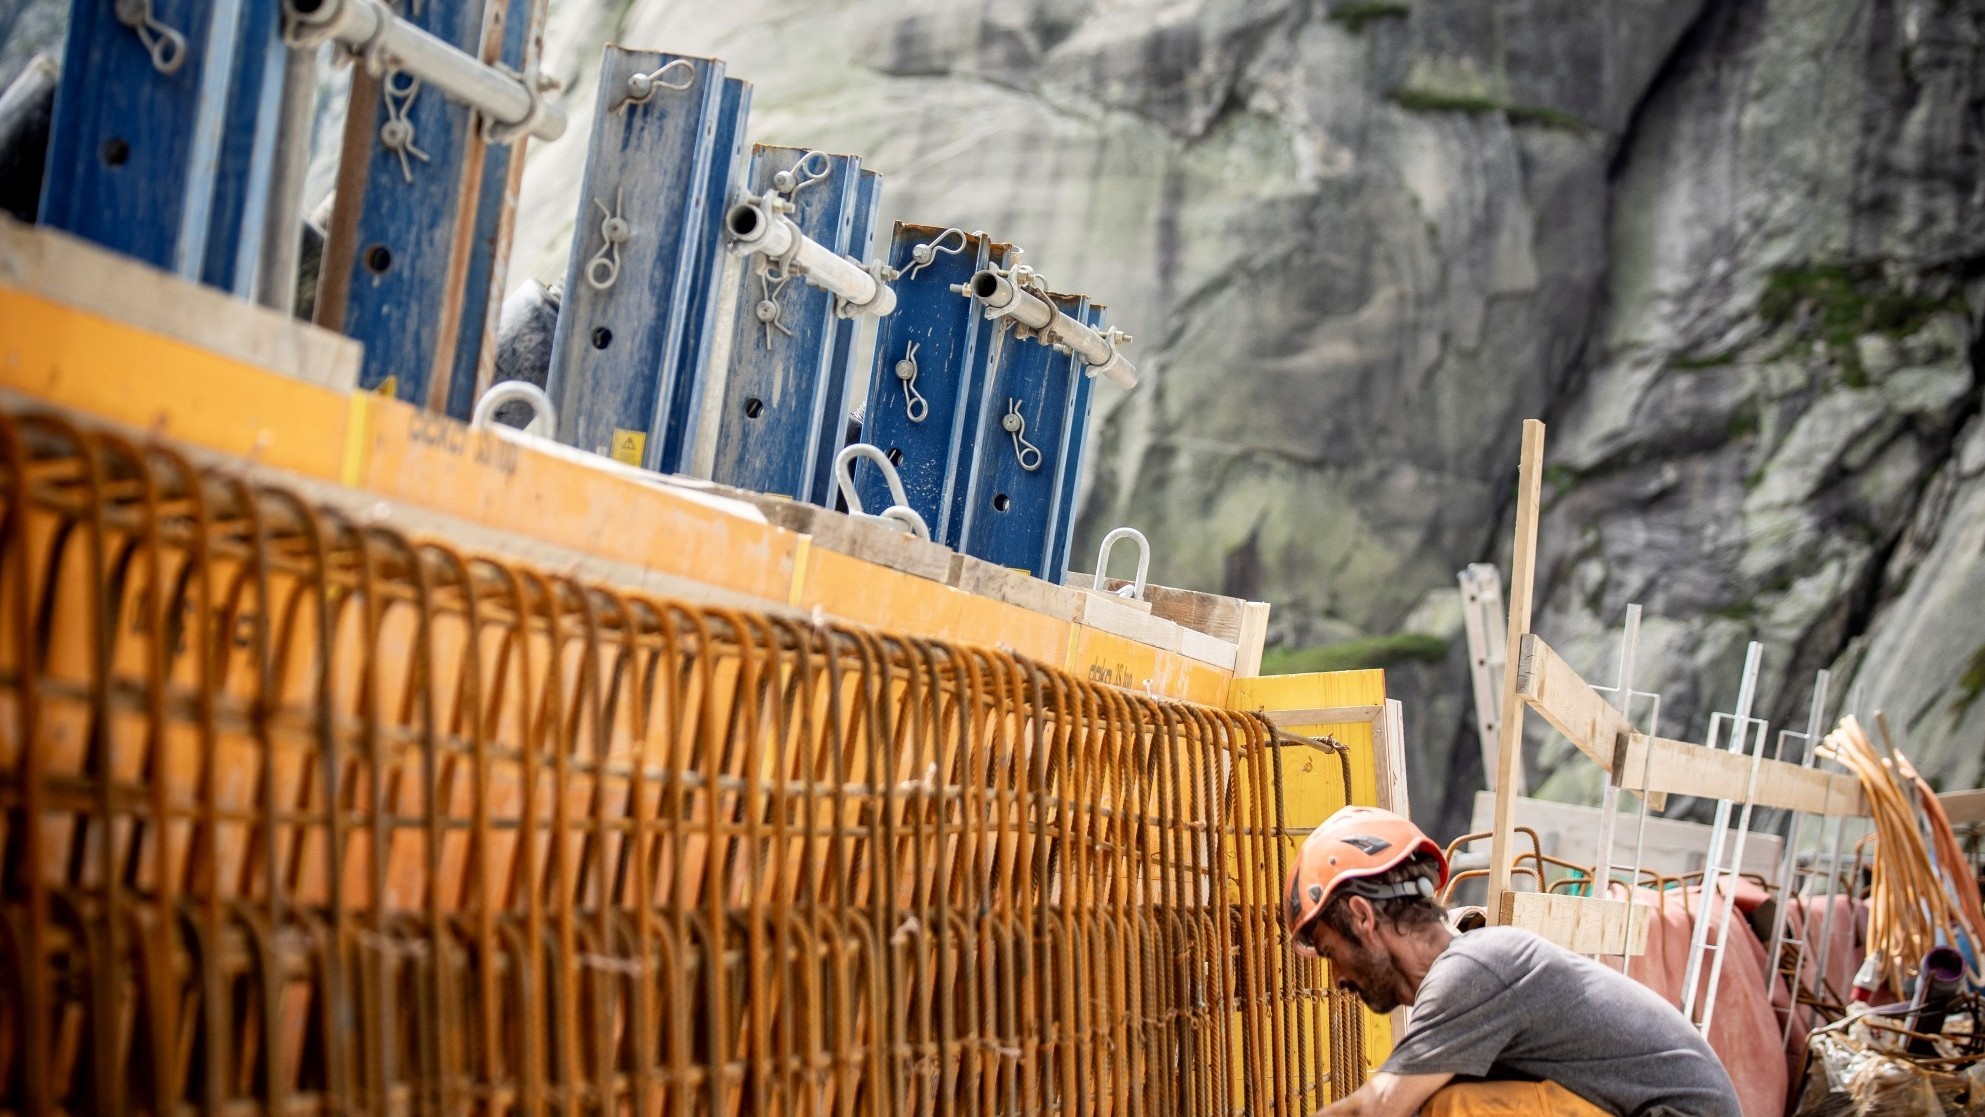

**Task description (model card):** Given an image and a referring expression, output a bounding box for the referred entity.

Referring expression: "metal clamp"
[1093,527,1150,601]
[471,380,556,438]
[834,444,930,542]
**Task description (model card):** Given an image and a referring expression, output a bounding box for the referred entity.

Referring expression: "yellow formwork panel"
[0,287,349,477]
[351,394,799,606]
[1227,669,1396,1101]
[1066,625,1234,706]
[793,546,1070,663]
[0,283,1238,700]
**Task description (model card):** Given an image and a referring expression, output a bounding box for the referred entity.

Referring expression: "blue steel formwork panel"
[707,146,864,501]
[41,0,277,280]
[805,166,882,508]
[545,49,725,467]
[654,75,752,474]
[956,292,1092,582]
[853,226,1005,541]
[197,0,286,295]
[315,0,486,408]
[1045,301,1107,583]
[443,0,548,421]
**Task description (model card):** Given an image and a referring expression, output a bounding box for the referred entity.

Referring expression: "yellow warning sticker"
[375,375,398,399]
[610,428,647,466]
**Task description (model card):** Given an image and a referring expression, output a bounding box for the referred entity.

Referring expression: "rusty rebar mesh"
[0,409,1363,1117]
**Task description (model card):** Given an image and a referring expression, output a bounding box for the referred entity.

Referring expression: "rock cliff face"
[6,0,1977,835]
[509,0,1978,835]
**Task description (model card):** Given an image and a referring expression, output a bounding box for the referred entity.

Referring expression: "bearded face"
[1309,917,1412,1014]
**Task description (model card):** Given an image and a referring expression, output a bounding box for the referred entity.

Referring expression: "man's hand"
[1313,1071,1452,1117]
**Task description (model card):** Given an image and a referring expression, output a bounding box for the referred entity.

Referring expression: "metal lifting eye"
[585,190,631,290]
[903,228,968,279]
[894,341,928,423]
[616,58,694,112]
[771,150,831,198]
[1002,398,1042,472]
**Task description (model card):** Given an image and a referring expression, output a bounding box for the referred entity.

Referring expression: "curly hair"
[1318,853,1446,939]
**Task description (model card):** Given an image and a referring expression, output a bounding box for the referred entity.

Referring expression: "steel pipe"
[282,0,565,142]
[725,197,896,318]
[968,270,1138,389]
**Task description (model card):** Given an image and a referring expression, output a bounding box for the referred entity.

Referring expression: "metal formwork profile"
[855,225,1009,544]
[707,146,879,503]
[0,407,1368,1115]
[955,292,1100,583]
[313,0,493,406]
[41,0,288,289]
[545,47,730,469]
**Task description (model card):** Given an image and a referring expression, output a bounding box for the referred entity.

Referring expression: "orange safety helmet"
[1285,805,1447,956]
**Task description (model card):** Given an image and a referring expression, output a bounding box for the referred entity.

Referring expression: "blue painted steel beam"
[654,75,752,474]
[314,0,486,408]
[443,0,549,421]
[41,0,279,281]
[806,166,882,507]
[544,47,726,468]
[854,226,1009,542]
[197,0,285,295]
[956,290,1093,583]
[706,145,872,501]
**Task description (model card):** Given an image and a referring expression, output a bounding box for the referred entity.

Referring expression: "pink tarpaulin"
[1610,882,1866,1117]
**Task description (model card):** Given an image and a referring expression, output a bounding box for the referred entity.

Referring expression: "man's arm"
[1313,1071,1452,1117]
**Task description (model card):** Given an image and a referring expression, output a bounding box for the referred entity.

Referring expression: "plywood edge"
[1063,572,1246,634]
[1074,591,1183,651]
[1178,626,1239,671]
[0,212,360,391]
[1499,891,1650,956]
[1232,601,1271,679]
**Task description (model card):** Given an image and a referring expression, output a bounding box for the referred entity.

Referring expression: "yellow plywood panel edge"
[341,391,374,488]
[0,288,349,478]
[788,535,812,609]
[355,399,797,605]
[799,548,1070,664]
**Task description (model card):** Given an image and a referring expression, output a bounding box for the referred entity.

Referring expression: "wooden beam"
[1940,788,1985,826]
[1501,891,1650,956]
[1064,572,1245,640]
[1514,633,1667,812]
[1488,420,1546,924]
[1262,705,1383,728]
[1232,602,1271,678]
[1617,735,1868,817]
[1514,634,1632,769]
[1375,699,1410,817]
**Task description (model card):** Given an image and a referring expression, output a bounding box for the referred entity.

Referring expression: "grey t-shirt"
[1380,927,1739,1117]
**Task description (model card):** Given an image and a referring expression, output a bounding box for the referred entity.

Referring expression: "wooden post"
[1486,420,1545,925]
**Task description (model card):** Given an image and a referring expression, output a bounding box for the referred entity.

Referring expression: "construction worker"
[1285,806,1739,1117]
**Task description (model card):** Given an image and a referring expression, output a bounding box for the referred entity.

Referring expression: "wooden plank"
[1375,700,1410,817]
[947,553,1085,621]
[1500,891,1650,956]
[1058,573,1153,613]
[1616,735,1868,817]
[1177,626,1239,672]
[1232,602,1271,678]
[1262,705,1382,728]
[1072,591,1182,651]
[1064,572,1243,638]
[1514,634,1633,769]
[0,215,359,390]
[1488,420,1546,923]
[1941,789,1985,826]
[1514,633,1669,813]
